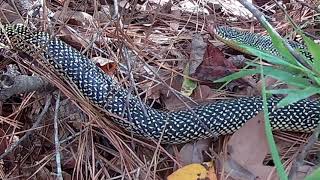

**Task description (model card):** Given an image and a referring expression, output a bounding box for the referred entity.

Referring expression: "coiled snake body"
[1,24,320,144]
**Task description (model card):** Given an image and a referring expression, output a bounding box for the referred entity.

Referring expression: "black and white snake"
[1,24,319,144]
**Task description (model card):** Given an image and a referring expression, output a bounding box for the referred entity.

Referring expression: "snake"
[1,24,320,144]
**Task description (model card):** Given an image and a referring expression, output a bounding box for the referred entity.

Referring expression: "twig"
[0,74,53,100]
[288,123,320,179]
[0,94,52,160]
[112,0,119,19]
[53,92,63,180]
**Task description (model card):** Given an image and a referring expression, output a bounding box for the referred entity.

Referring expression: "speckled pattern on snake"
[1,24,320,144]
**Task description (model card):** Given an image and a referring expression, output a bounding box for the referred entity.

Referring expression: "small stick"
[53,92,63,180]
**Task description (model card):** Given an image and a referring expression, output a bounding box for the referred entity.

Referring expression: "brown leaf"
[192,44,237,81]
[169,10,181,32]
[292,165,315,180]
[189,34,207,74]
[223,157,257,180]
[35,167,51,180]
[152,77,220,111]
[91,57,117,75]
[193,85,215,100]
[58,28,90,50]
[178,139,211,166]
[224,113,277,180]
[53,10,94,26]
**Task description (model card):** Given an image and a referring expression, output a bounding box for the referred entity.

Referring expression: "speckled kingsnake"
[1,24,320,144]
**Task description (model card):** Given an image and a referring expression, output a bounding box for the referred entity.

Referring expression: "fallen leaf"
[179,139,211,166]
[54,10,94,26]
[171,0,209,14]
[223,157,257,180]
[294,165,315,180]
[256,77,280,94]
[35,167,51,180]
[58,28,91,50]
[224,113,277,179]
[189,33,207,74]
[217,0,253,19]
[169,10,181,32]
[180,33,206,96]
[168,162,217,180]
[149,0,170,6]
[193,85,215,100]
[91,57,117,75]
[192,43,238,81]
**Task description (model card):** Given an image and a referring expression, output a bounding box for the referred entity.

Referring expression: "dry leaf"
[217,0,253,19]
[149,0,170,6]
[168,162,217,180]
[256,77,279,94]
[179,139,211,166]
[91,57,117,75]
[193,85,215,100]
[192,43,237,81]
[54,10,94,26]
[224,157,257,180]
[169,10,181,31]
[35,167,51,180]
[292,165,315,180]
[225,113,277,179]
[172,0,209,14]
[58,28,91,50]
[189,34,207,74]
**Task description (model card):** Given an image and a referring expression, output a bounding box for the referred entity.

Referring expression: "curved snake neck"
[1,24,320,144]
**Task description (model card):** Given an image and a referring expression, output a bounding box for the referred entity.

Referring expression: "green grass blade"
[270,87,320,107]
[263,26,298,65]
[260,65,288,180]
[267,89,300,95]
[301,34,320,73]
[246,64,311,88]
[214,69,259,83]
[237,44,304,71]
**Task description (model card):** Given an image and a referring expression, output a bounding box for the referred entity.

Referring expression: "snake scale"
[1,24,320,144]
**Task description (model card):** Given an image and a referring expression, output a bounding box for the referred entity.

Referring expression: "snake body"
[1,24,320,144]
[214,26,313,60]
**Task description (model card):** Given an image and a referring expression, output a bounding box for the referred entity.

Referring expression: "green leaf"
[313,77,320,86]
[301,34,320,73]
[237,44,303,72]
[214,69,259,83]
[251,65,311,88]
[268,87,320,107]
[264,25,298,65]
[259,62,288,180]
